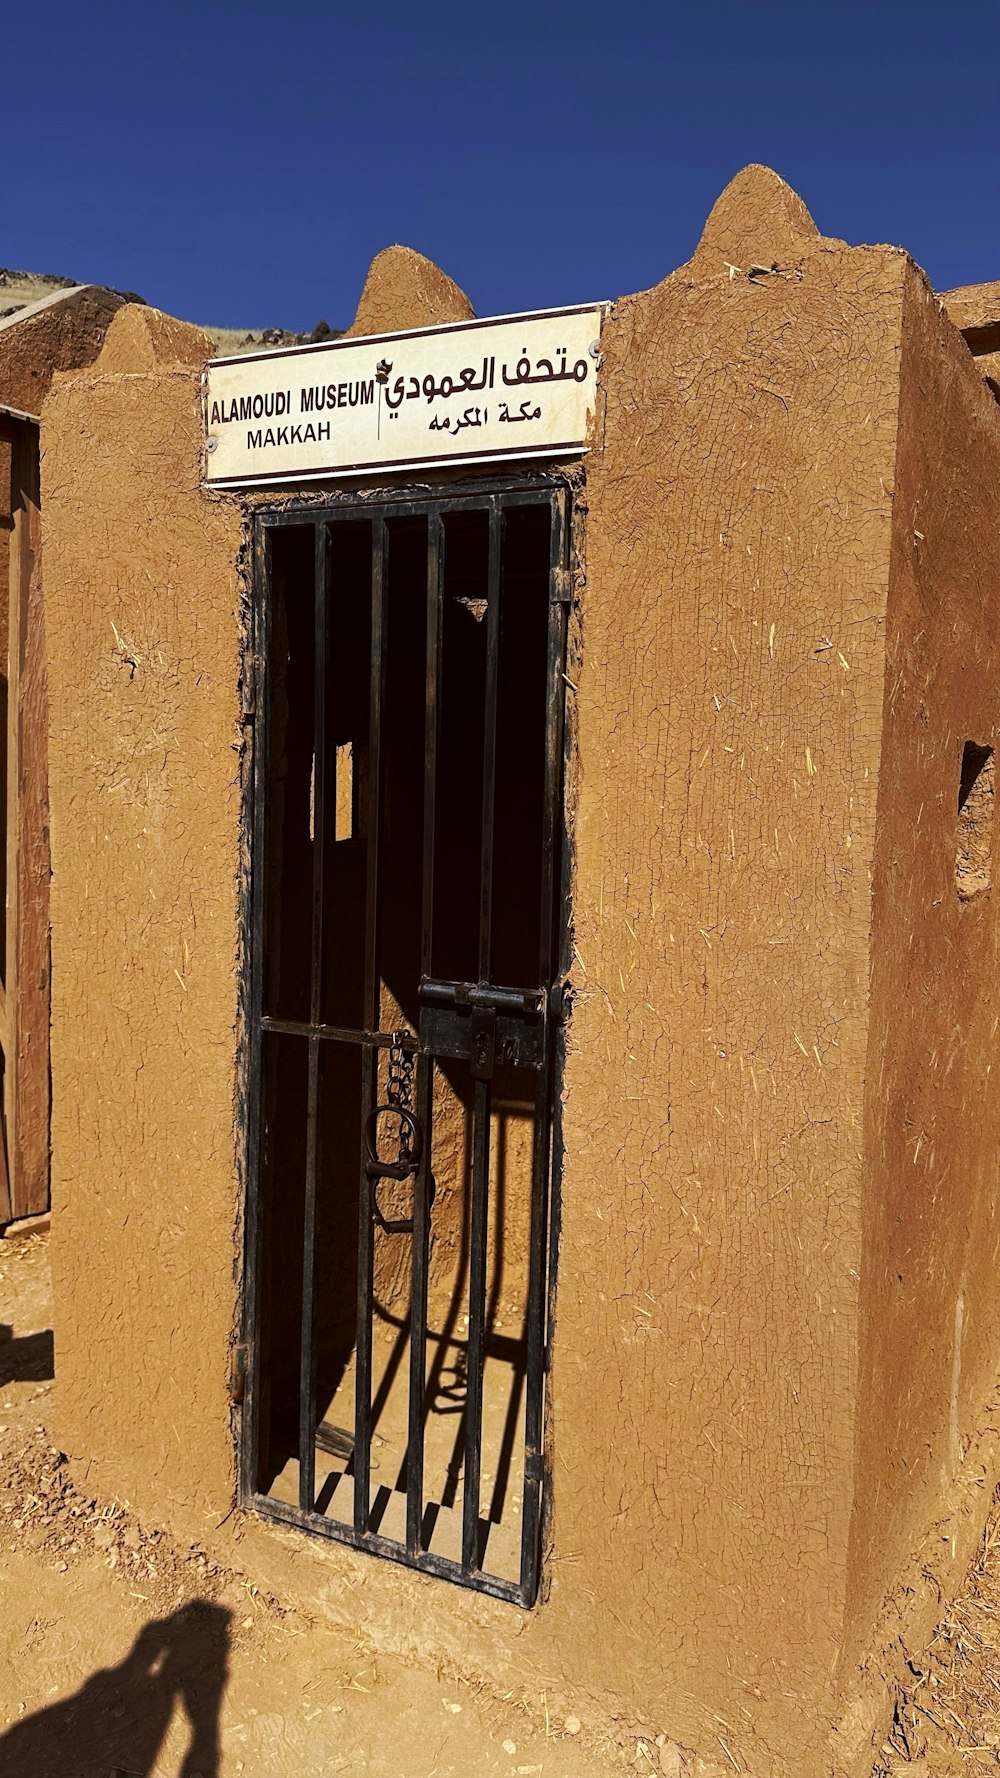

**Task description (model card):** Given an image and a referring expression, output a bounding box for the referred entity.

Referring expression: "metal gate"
[242,480,571,1605]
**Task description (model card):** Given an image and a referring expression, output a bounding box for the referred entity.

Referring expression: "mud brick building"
[0,282,127,1225]
[7,166,1000,1775]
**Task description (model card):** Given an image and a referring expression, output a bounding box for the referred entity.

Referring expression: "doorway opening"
[243,483,571,1605]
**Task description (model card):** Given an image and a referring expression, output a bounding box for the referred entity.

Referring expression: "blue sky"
[3,0,996,331]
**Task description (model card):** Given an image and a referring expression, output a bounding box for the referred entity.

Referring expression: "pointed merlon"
[345,246,475,338]
[690,164,829,278]
[95,305,214,374]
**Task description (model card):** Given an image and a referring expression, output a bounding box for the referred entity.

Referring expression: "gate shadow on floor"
[0,1600,231,1778]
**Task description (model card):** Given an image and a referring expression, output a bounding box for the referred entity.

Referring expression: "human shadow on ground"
[0,1599,231,1777]
[0,1322,54,1385]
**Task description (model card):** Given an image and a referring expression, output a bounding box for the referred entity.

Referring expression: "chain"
[386,1029,415,1115]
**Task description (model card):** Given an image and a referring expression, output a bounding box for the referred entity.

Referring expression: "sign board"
[203,304,604,488]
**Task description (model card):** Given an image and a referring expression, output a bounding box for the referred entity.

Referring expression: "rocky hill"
[0,268,340,355]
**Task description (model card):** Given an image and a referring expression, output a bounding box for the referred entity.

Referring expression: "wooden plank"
[0,676,7,1067]
[6,420,49,1220]
[0,1135,11,1225]
[0,422,13,1227]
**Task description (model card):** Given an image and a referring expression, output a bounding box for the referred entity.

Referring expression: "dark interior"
[253,501,554,1496]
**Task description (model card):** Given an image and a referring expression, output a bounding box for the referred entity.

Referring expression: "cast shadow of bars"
[307,1100,532,1579]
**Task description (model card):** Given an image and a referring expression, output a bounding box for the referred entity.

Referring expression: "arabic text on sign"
[203,304,604,486]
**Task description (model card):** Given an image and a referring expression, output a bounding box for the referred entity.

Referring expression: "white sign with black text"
[203,304,604,487]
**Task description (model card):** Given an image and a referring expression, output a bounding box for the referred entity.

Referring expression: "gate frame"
[236,470,578,1606]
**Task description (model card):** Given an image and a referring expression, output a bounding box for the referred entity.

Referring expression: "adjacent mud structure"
[28,169,1000,1776]
[0,283,128,1224]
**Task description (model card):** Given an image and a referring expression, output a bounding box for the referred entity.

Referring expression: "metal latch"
[469,1006,496,1081]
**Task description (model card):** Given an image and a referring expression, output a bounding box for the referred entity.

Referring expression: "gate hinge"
[524,1449,545,1485]
[548,979,573,1023]
[228,1343,248,1406]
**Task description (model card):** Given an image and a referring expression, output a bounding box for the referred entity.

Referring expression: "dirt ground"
[873,1500,1000,1777]
[0,1230,660,1778]
[10,1227,1000,1778]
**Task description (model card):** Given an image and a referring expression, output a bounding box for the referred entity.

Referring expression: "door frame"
[236,471,577,1605]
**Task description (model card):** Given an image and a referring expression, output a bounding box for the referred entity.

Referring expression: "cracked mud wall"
[0,286,127,417]
[39,198,990,1778]
[42,309,244,1531]
[0,287,128,932]
[552,172,905,1772]
[845,269,1000,1670]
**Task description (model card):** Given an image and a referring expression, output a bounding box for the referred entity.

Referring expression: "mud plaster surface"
[847,266,1000,1656]
[941,280,1000,332]
[0,285,126,416]
[43,327,245,1530]
[0,287,129,1062]
[38,171,1000,1778]
[555,176,905,1772]
[343,245,475,338]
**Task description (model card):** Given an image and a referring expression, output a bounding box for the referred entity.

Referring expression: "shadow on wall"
[0,1322,54,1385]
[0,1601,231,1778]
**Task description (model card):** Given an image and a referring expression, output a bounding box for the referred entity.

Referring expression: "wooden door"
[0,407,50,1225]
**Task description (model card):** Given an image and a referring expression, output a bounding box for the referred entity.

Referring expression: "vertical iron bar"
[462,1076,492,1571]
[538,493,568,994]
[241,516,272,1503]
[477,504,502,984]
[543,492,575,1589]
[462,501,502,1571]
[299,522,327,1512]
[354,516,387,1536]
[519,491,569,1601]
[407,1052,434,1554]
[407,512,443,1556]
[420,512,443,981]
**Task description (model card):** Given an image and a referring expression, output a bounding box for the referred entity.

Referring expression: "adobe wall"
[43,180,1000,1778]
[559,174,903,1772]
[942,278,1000,390]
[44,307,244,1526]
[0,283,129,870]
[0,284,128,417]
[843,266,1000,1688]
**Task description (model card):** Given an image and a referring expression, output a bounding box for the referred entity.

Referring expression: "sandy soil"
[873,1500,1000,1776]
[14,1223,1000,1778]
[0,1231,651,1778]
